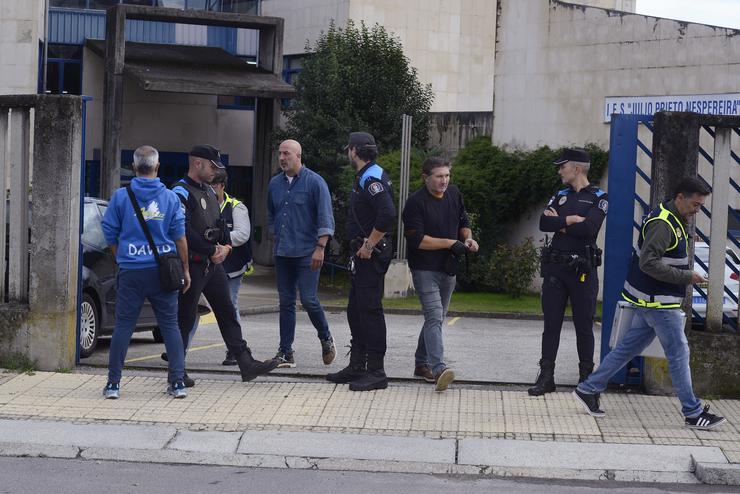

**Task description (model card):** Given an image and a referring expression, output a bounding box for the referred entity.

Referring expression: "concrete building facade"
[0,0,44,95]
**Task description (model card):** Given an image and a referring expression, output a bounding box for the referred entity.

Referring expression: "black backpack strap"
[126,185,161,265]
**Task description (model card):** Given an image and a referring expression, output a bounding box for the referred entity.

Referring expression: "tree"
[282,20,434,191]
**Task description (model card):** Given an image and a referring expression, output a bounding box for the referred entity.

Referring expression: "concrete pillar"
[643,111,700,394]
[251,97,279,265]
[28,96,82,370]
[101,7,126,200]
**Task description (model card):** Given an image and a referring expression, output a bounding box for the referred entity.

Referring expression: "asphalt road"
[84,310,602,386]
[1,457,735,494]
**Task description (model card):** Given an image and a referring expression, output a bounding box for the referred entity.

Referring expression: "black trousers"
[347,257,390,356]
[540,262,598,363]
[178,261,248,357]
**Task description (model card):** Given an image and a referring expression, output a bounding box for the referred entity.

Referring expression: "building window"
[44,45,83,95]
[51,0,260,11]
[221,0,258,14]
[282,55,303,109]
[217,95,255,110]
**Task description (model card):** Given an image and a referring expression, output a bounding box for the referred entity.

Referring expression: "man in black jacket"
[402,157,478,392]
[170,144,276,386]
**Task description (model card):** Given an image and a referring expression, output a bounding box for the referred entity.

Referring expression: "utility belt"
[348,236,393,275]
[541,245,602,274]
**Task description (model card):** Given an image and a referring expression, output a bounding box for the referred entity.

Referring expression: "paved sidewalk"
[1,370,738,484]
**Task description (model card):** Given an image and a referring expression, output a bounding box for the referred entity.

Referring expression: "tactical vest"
[176,179,222,239]
[220,192,252,277]
[621,202,689,309]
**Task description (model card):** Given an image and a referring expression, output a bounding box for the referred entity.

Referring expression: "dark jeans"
[275,255,331,354]
[108,267,184,384]
[579,307,702,417]
[412,270,456,376]
[347,256,390,356]
[178,261,248,357]
[540,262,598,363]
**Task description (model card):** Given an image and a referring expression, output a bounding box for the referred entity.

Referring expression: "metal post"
[705,127,731,332]
[397,114,412,259]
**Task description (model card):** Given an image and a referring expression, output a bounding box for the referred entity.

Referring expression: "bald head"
[278,139,303,177]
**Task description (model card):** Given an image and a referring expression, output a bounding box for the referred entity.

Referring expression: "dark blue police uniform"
[168,145,276,386]
[533,183,607,393]
[346,162,396,358]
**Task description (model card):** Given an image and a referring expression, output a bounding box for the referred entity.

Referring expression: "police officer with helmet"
[326,132,396,392]
[528,148,608,396]
[170,144,276,386]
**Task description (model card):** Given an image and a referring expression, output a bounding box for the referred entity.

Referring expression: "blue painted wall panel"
[50,9,176,45]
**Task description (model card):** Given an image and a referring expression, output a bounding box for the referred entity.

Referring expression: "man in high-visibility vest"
[210,169,253,365]
[574,177,726,431]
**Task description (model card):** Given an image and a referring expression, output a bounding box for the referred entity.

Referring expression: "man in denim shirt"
[268,139,336,368]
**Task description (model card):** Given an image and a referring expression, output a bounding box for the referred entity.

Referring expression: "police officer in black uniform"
[528,148,608,396]
[326,132,395,392]
[171,145,276,386]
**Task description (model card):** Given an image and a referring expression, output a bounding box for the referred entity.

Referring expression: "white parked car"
[691,243,739,319]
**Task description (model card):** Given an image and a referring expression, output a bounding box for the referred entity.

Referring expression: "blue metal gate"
[601,114,740,386]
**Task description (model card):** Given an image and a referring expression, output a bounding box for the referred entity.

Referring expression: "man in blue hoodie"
[102,145,191,399]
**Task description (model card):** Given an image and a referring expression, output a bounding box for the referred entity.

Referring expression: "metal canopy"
[87,40,295,98]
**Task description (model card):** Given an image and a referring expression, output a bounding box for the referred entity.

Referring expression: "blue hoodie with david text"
[102,177,185,270]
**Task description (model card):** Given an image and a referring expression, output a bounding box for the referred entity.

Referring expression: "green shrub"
[459,238,540,297]
[453,137,607,250]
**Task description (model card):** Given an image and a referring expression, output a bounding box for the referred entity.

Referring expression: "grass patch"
[323,291,603,318]
[0,352,37,374]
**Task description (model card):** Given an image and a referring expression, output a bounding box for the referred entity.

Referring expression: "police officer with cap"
[170,144,277,386]
[528,148,608,396]
[326,132,396,391]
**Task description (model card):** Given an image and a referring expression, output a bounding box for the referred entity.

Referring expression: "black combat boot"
[349,352,388,391]
[326,347,366,384]
[527,359,556,396]
[578,361,594,384]
[237,347,278,382]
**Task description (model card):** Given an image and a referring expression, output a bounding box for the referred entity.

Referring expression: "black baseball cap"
[344,132,377,151]
[189,144,225,169]
[553,148,590,166]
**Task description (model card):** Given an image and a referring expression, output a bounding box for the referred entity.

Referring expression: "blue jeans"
[578,306,703,418]
[413,270,456,376]
[108,268,184,385]
[188,273,242,348]
[275,255,331,353]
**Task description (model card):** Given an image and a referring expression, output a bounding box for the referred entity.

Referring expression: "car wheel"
[79,293,99,358]
[152,327,164,343]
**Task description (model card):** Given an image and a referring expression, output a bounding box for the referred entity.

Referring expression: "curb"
[240,301,606,323]
[321,305,597,322]
[693,455,740,485]
[0,441,706,484]
[0,420,734,485]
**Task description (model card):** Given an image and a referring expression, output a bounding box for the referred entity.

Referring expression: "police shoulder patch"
[368,181,384,196]
[598,198,608,214]
[558,195,568,206]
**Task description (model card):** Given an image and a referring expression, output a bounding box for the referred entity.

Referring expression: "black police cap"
[189,144,225,168]
[553,148,590,166]
[344,132,377,151]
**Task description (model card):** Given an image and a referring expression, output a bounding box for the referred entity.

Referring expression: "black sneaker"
[161,352,168,362]
[685,405,726,431]
[182,373,195,388]
[572,389,605,418]
[321,337,336,365]
[222,351,237,366]
[275,351,296,368]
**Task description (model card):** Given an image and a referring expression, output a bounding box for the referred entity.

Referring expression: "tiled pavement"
[0,370,738,464]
